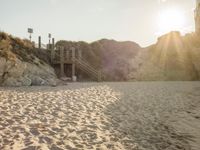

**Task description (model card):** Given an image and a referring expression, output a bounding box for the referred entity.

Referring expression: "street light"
[48,33,51,45]
[28,28,33,42]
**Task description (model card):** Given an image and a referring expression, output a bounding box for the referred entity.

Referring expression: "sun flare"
[157,8,186,35]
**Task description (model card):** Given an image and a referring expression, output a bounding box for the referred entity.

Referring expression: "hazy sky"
[0,0,196,47]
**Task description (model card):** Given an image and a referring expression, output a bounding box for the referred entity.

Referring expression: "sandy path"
[0,82,200,150]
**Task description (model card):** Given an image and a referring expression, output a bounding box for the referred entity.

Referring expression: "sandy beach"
[0,82,200,150]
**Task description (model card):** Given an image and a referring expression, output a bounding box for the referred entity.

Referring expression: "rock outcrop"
[130,31,200,81]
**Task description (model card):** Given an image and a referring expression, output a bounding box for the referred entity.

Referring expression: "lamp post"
[48,33,51,45]
[28,28,33,42]
[48,33,52,49]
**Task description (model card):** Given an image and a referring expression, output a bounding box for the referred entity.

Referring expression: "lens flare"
[157,8,186,35]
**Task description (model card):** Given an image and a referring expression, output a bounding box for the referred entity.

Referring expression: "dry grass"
[0,39,16,61]
[0,32,47,65]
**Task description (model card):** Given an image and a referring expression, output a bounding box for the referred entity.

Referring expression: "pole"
[71,47,76,81]
[29,33,32,42]
[28,28,33,42]
[38,36,41,49]
[60,46,65,77]
[48,33,51,49]
[51,38,55,63]
[52,38,55,49]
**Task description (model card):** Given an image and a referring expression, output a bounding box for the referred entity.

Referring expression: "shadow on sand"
[103,83,197,150]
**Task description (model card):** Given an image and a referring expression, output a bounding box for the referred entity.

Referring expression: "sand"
[0,82,200,150]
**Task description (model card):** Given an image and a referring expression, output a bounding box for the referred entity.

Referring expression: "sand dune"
[0,82,200,150]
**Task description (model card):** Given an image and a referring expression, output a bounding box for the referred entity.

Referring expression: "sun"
[157,8,186,35]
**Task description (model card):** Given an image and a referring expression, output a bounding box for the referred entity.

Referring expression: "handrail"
[52,49,104,81]
[74,58,103,81]
[74,58,98,74]
[75,59,98,76]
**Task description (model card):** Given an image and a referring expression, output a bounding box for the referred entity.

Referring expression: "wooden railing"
[74,58,102,81]
[51,47,103,81]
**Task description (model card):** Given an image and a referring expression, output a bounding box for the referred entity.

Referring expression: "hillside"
[1,31,200,85]
[56,39,141,80]
[0,32,57,86]
[131,31,200,81]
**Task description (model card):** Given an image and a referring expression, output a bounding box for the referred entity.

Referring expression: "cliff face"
[98,39,141,80]
[2,31,199,84]
[131,32,200,81]
[0,32,58,86]
[56,39,141,80]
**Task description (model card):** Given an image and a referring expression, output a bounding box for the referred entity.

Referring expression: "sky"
[0,0,196,47]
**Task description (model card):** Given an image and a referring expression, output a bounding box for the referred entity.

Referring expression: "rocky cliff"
[2,31,199,84]
[130,31,200,81]
[0,32,58,86]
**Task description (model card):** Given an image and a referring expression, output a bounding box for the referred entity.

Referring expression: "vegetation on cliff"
[0,32,51,65]
[0,32,57,86]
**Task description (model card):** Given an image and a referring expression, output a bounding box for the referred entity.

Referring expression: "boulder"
[2,77,22,87]
[29,76,45,85]
[2,76,31,87]
[20,76,32,86]
[0,56,58,86]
